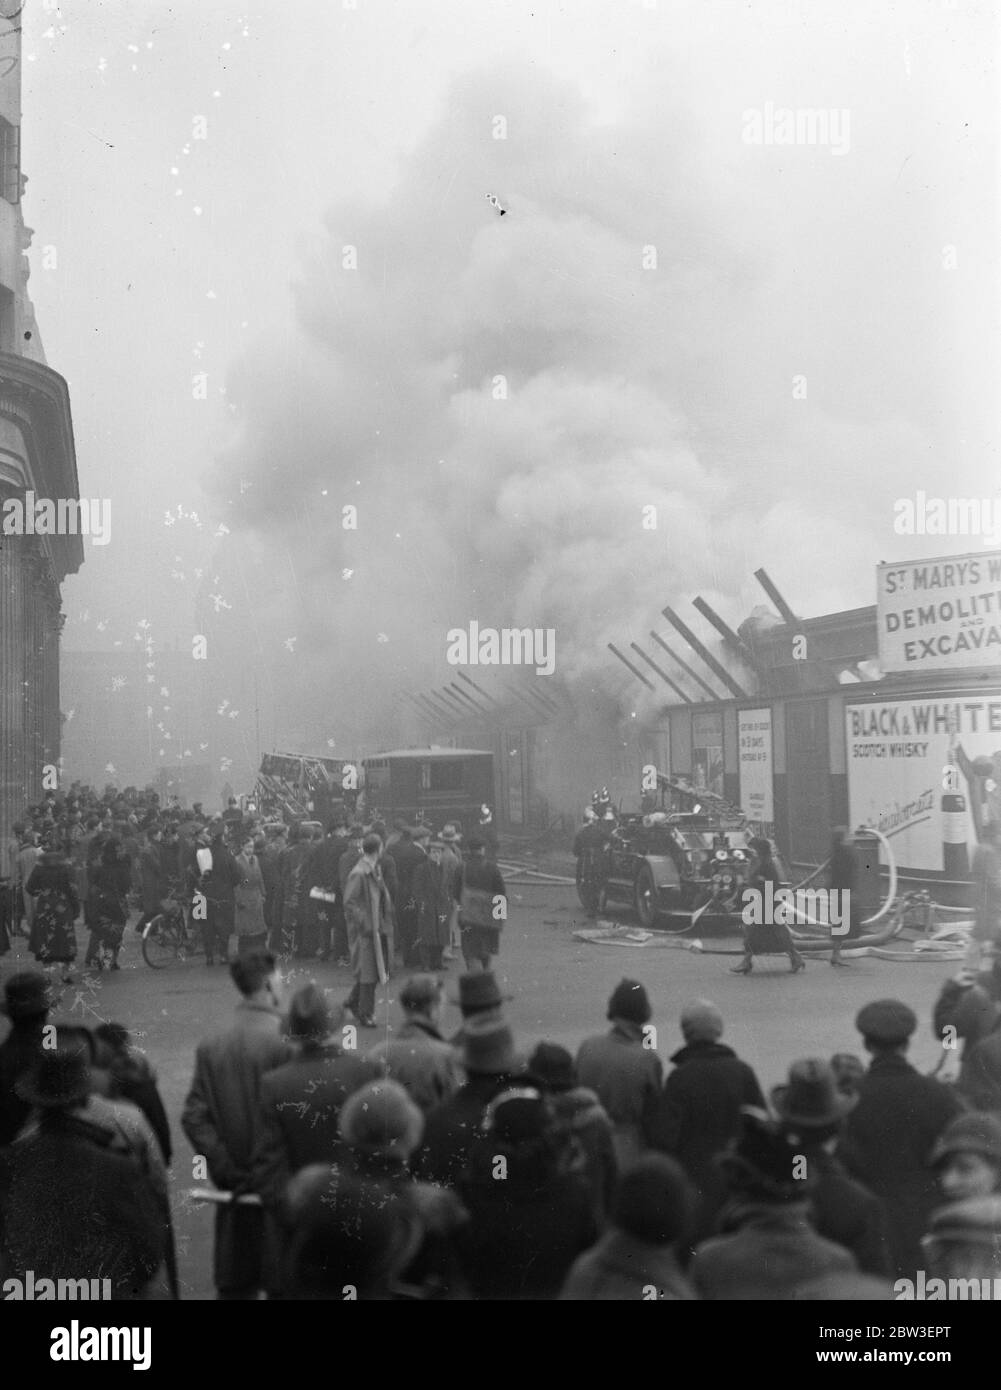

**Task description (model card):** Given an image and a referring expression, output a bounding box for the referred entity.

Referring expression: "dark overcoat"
[837,1053,962,1280]
[646,1039,765,1239]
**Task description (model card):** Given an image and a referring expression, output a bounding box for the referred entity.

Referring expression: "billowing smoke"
[204,59,900,762]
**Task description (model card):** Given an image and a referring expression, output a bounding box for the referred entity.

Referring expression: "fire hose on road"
[515,832,973,963]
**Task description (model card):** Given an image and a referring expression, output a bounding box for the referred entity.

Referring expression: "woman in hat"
[3,1031,170,1299]
[336,1080,468,1298]
[528,1041,617,1224]
[731,837,805,975]
[84,835,132,971]
[233,830,268,958]
[24,835,80,984]
[453,1088,599,1299]
[690,1109,856,1298]
[930,1112,1001,1204]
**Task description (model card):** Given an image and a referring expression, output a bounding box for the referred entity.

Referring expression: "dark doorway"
[785,699,830,865]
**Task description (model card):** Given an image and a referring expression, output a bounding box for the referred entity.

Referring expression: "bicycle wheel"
[142,917,180,969]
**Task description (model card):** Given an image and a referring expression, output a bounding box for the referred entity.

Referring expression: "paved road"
[1,883,959,1299]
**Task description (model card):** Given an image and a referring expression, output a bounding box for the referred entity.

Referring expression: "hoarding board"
[846,695,1001,875]
[876,551,1001,674]
[738,708,773,824]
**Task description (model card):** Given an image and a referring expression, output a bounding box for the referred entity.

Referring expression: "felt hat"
[449,971,512,1012]
[771,1059,856,1129]
[719,1109,808,1202]
[931,1113,1001,1168]
[399,974,443,1012]
[462,1016,518,1076]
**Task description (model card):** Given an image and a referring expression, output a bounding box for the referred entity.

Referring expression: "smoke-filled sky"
[23,0,999,787]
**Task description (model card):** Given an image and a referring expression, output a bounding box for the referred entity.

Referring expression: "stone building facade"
[0,8,82,844]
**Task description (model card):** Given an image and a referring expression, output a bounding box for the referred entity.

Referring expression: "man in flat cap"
[838,999,962,1281]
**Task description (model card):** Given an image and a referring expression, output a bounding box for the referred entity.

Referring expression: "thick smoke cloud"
[205,58,913,753]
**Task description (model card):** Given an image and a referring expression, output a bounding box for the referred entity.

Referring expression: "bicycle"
[141,898,201,969]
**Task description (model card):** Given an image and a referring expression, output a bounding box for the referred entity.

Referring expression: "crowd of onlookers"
[0,784,501,989]
[2,944,1001,1299]
[2,784,1001,1299]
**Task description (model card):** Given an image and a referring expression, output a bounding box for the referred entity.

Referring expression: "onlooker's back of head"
[613,1155,696,1248]
[398,974,442,1017]
[288,983,336,1046]
[527,1042,577,1093]
[230,950,277,999]
[680,999,723,1044]
[607,978,651,1027]
[339,1080,424,1164]
[284,1165,420,1299]
[2,971,52,1028]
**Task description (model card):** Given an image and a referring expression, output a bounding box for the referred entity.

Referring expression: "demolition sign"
[876,550,1001,674]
